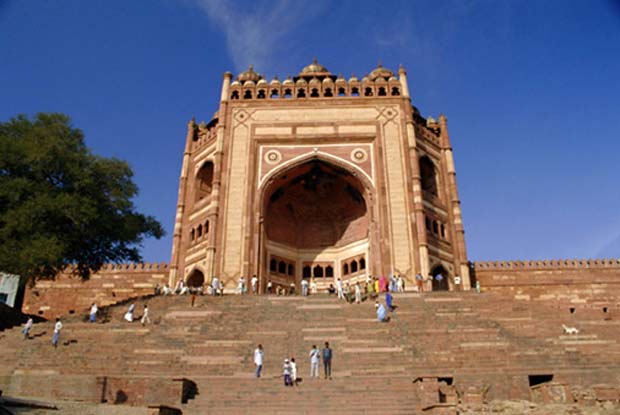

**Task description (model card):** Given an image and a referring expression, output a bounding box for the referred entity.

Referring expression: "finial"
[287,75,292,80]
[313,57,318,64]
[377,60,382,68]
[273,75,279,80]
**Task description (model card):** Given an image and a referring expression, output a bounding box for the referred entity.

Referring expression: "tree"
[0,113,164,283]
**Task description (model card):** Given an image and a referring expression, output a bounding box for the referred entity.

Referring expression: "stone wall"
[22,263,169,319]
[471,259,620,303]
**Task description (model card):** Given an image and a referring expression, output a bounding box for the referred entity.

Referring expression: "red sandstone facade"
[168,61,470,293]
[20,61,620,319]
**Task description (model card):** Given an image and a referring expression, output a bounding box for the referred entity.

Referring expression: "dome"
[300,58,330,76]
[369,63,394,81]
[282,76,294,85]
[257,79,268,86]
[270,77,281,86]
[237,65,263,83]
[348,74,359,83]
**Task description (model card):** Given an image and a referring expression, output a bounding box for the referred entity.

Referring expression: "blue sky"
[1,0,619,262]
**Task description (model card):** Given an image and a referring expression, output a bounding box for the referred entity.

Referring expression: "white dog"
[562,324,579,335]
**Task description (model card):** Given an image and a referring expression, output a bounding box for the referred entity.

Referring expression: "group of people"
[123,303,151,325]
[325,275,404,304]
[253,342,334,386]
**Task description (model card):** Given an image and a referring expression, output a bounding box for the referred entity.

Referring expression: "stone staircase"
[1,291,620,414]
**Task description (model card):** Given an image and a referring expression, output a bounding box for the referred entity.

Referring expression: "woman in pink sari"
[378,275,387,292]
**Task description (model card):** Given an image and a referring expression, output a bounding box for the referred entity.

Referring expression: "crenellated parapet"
[228,60,404,101]
[62,262,170,273]
[98,262,170,272]
[472,258,620,270]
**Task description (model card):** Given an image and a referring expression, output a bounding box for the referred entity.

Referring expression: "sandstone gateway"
[19,61,620,317]
[170,60,468,295]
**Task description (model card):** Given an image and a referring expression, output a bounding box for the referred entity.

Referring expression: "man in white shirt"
[290,358,298,386]
[52,318,62,348]
[309,344,320,378]
[251,275,258,294]
[301,279,309,296]
[254,344,264,378]
[336,278,344,300]
[22,317,33,339]
[162,284,171,295]
[89,303,98,323]
[212,276,220,296]
[141,304,151,326]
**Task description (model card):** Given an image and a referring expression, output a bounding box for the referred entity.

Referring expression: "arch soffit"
[184,265,207,282]
[194,158,215,177]
[258,151,375,193]
[430,263,449,276]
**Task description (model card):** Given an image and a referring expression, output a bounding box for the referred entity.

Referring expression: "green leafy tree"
[0,113,164,283]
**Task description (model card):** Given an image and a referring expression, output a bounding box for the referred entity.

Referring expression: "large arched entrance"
[260,159,371,292]
[431,265,449,291]
[186,269,205,288]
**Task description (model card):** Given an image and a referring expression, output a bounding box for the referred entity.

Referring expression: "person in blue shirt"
[322,341,332,379]
[376,301,389,322]
[385,291,394,312]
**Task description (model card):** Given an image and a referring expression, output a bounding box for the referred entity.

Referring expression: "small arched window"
[425,217,432,231]
[270,89,279,98]
[324,88,333,97]
[326,266,333,277]
[197,224,203,238]
[284,89,292,98]
[313,266,324,278]
[297,89,306,98]
[205,220,209,234]
[343,263,349,275]
[303,266,311,278]
[391,87,400,96]
[351,260,358,273]
[364,87,373,97]
[270,259,277,272]
[310,88,319,97]
[231,90,240,100]
[190,228,195,241]
[419,156,438,197]
[351,87,359,96]
[243,90,252,99]
[378,87,387,96]
[432,220,439,234]
[288,264,295,276]
[337,87,346,97]
[359,258,366,270]
[278,261,286,274]
[440,224,446,238]
[196,161,214,202]
[257,89,266,99]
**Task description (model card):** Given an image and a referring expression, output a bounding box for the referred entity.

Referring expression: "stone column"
[398,64,410,98]
[400,65,429,280]
[438,114,470,290]
[206,72,232,283]
[169,118,195,287]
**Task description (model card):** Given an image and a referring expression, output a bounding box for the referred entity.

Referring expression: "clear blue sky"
[1,0,619,262]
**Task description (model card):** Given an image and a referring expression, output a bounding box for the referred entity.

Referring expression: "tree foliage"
[0,113,164,283]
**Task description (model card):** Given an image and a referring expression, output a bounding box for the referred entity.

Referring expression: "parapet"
[471,258,620,270]
[228,61,404,101]
[97,262,170,272]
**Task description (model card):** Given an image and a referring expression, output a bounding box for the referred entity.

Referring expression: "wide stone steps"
[2,291,620,413]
